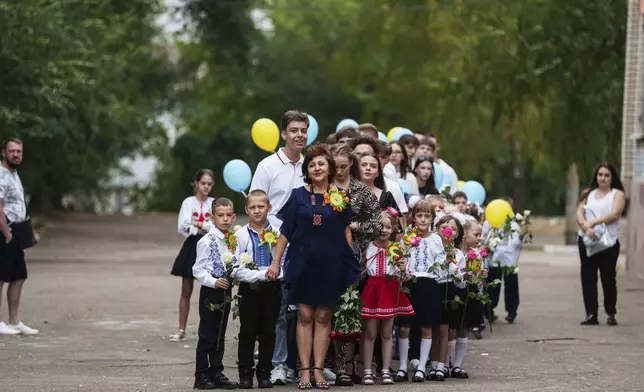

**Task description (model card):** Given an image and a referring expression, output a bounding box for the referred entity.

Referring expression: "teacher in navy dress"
[267,144,360,389]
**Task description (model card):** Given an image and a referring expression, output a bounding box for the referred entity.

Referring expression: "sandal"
[362,370,375,386]
[381,369,394,385]
[312,367,330,390]
[434,368,446,382]
[298,368,313,390]
[426,369,436,381]
[335,361,354,386]
[451,366,469,379]
[411,370,425,383]
[168,329,185,342]
[393,369,408,383]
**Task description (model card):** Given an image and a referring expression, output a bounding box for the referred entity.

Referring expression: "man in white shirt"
[0,138,38,336]
[427,133,459,191]
[250,110,308,385]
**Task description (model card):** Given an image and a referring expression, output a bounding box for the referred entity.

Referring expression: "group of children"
[172,165,520,389]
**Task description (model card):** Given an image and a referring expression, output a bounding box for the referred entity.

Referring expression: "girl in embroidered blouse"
[266,145,359,390]
[360,210,414,385]
[394,200,444,383]
[169,169,215,342]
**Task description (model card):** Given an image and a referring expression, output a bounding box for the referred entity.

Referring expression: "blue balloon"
[433,163,444,189]
[391,128,413,141]
[335,118,359,132]
[398,178,412,195]
[223,159,252,193]
[306,114,319,146]
[461,181,486,205]
[442,172,453,191]
[378,132,388,142]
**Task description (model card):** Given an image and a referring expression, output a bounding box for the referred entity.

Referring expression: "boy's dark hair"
[379,141,392,157]
[452,191,468,201]
[325,133,337,144]
[357,123,378,138]
[419,137,436,150]
[336,126,359,140]
[350,136,382,155]
[281,110,309,130]
[213,197,234,211]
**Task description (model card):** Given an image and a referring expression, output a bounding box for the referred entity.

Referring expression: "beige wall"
[626,180,644,279]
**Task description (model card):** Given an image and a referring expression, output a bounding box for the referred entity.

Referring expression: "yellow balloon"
[251,118,280,152]
[387,127,401,141]
[485,199,514,229]
[457,180,465,190]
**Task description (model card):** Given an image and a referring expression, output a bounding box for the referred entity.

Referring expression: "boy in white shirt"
[233,190,283,389]
[192,198,239,390]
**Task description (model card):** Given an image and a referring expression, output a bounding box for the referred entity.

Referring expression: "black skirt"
[442,283,482,329]
[171,235,204,278]
[397,277,442,328]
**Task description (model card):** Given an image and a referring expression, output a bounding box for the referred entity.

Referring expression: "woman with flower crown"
[266,144,360,390]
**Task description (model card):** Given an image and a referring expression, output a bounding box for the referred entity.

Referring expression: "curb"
[524,244,626,254]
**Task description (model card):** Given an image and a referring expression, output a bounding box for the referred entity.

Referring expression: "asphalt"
[0,214,643,392]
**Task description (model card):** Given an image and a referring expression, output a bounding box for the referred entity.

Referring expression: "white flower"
[233,225,242,232]
[239,252,253,265]
[223,253,234,265]
[514,267,520,273]
[489,237,501,249]
[515,213,523,221]
[523,210,531,217]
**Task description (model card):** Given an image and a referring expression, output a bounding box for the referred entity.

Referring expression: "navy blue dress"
[278,186,360,307]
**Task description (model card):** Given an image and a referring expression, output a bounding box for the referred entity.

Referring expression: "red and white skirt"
[361,276,415,319]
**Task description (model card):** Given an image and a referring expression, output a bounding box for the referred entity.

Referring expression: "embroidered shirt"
[364,242,409,277]
[177,196,214,237]
[408,233,445,278]
[0,166,26,223]
[250,148,305,230]
[193,227,236,288]
[233,223,284,283]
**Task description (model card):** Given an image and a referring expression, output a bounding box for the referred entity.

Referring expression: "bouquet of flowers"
[258,227,278,251]
[330,285,362,342]
[501,209,533,243]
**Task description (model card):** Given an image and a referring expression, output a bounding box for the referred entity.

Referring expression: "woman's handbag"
[580,207,616,257]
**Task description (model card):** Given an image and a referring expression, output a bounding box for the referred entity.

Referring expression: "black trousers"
[286,305,298,372]
[238,281,282,377]
[487,267,520,314]
[195,286,232,378]
[578,238,620,315]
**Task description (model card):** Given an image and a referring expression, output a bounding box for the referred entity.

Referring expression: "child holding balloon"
[169,169,215,342]
[483,197,523,324]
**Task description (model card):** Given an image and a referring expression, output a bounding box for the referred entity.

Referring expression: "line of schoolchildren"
[181,183,522,390]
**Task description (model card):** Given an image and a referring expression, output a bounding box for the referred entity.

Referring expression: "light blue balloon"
[306,114,319,146]
[398,178,412,195]
[433,163,444,189]
[391,128,413,141]
[223,159,252,193]
[335,118,359,132]
[461,180,486,205]
[442,172,453,191]
[378,132,388,142]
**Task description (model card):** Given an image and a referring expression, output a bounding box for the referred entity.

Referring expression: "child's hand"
[482,269,489,278]
[214,278,230,289]
[266,263,280,281]
[349,222,359,231]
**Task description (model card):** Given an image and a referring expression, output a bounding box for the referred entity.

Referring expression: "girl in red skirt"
[361,209,414,385]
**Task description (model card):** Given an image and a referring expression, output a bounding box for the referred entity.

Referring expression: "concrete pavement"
[0,214,643,392]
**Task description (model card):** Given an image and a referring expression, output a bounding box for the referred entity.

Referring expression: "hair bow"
[385,206,399,217]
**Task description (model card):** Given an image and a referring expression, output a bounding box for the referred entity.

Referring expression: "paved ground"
[1,213,643,392]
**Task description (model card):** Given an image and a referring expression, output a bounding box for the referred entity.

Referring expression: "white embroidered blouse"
[407,233,445,279]
[364,242,410,277]
[177,196,214,237]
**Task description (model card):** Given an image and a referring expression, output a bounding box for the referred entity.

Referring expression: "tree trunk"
[509,137,525,210]
[564,163,580,245]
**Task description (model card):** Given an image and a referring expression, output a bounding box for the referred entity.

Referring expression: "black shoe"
[506,313,517,323]
[581,314,599,325]
[257,378,272,389]
[212,374,239,390]
[194,375,216,390]
[607,314,618,326]
[471,327,483,340]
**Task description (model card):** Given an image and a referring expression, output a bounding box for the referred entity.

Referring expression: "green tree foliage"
[0,0,173,211]
[156,0,626,215]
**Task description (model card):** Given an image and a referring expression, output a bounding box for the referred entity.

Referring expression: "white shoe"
[168,329,186,342]
[271,364,287,385]
[285,368,295,384]
[323,368,336,382]
[410,359,420,371]
[0,322,20,335]
[9,322,39,335]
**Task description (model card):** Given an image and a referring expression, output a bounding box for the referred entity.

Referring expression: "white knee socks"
[453,337,468,368]
[398,338,409,371]
[417,338,432,373]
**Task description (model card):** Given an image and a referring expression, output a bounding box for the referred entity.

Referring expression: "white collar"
[276,148,304,165]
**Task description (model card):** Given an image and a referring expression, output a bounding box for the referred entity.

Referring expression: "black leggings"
[578,238,620,316]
